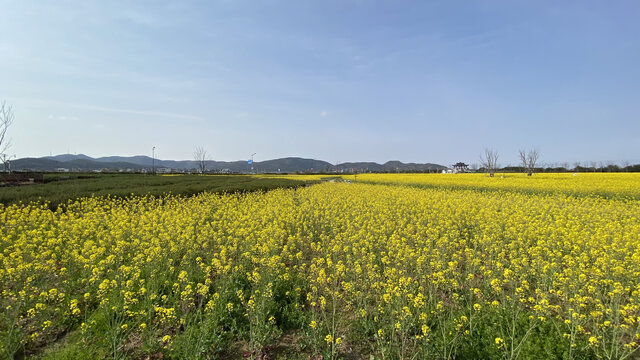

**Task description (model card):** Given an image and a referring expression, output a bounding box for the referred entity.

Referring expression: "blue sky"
[2,0,639,166]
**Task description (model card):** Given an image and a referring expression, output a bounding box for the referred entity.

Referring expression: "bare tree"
[573,161,581,172]
[528,149,539,174]
[1,102,14,173]
[480,148,499,177]
[1,101,13,156]
[518,149,539,176]
[1,154,15,172]
[621,160,630,172]
[518,149,527,174]
[193,146,209,174]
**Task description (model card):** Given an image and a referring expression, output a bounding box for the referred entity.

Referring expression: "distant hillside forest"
[4,154,638,174]
[7,155,447,173]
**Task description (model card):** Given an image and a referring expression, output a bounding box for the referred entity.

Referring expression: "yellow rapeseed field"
[1,174,639,359]
[266,173,640,199]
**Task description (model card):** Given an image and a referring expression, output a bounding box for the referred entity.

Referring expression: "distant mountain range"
[9,154,447,173]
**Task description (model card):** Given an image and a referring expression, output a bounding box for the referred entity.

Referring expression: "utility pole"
[251,152,256,174]
[152,146,156,174]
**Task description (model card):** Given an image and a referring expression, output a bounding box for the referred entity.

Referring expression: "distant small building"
[452,162,469,173]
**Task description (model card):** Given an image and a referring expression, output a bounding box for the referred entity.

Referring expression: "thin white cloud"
[320,110,328,117]
[48,114,79,121]
[33,99,203,121]
[74,104,202,121]
[120,10,156,26]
